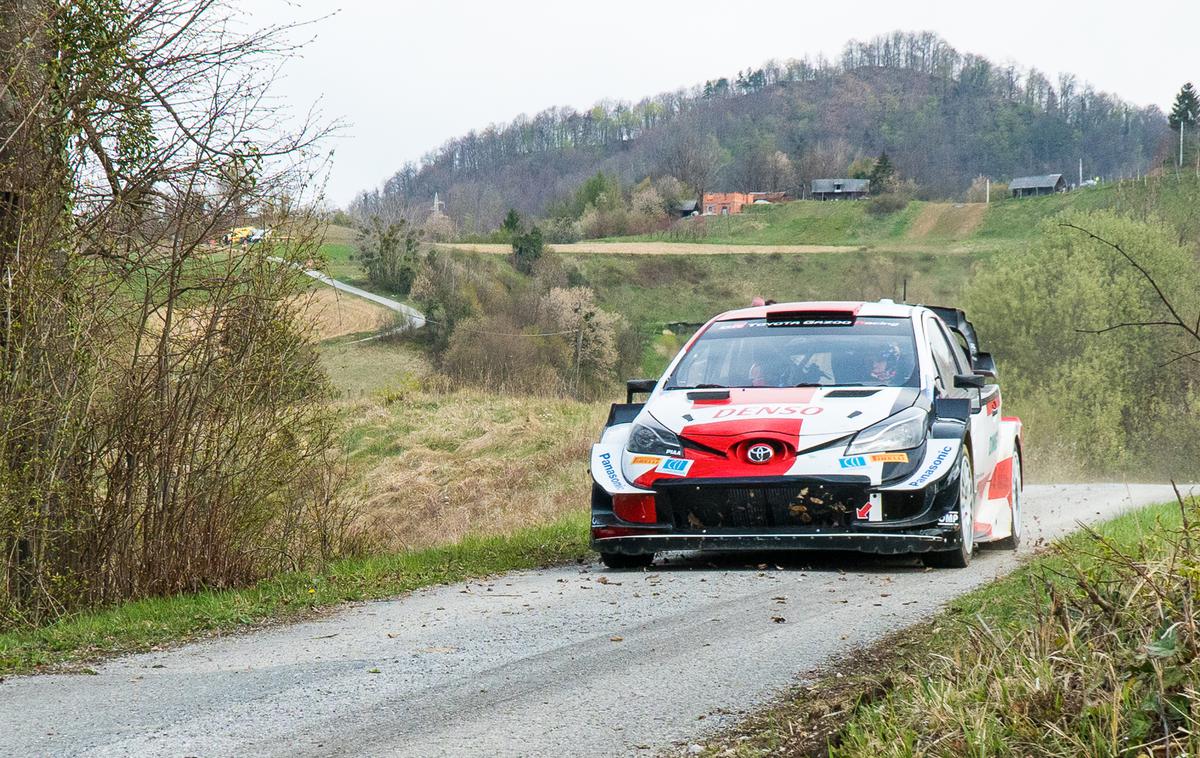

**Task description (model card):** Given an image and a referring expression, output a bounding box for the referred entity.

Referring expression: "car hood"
[647,386,920,451]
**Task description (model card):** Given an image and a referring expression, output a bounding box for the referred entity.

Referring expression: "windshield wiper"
[668,383,727,390]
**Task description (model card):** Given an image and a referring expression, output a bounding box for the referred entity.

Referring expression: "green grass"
[319,338,430,399]
[0,514,591,676]
[613,180,1200,254]
[319,241,370,288]
[566,250,978,329]
[700,499,1182,757]
[976,185,1121,240]
[620,199,923,246]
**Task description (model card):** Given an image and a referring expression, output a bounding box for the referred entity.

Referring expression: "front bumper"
[591,473,961,556]
[591,529,952,555]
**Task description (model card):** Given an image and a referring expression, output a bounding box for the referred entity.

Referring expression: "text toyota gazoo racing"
[589,301,1023,569]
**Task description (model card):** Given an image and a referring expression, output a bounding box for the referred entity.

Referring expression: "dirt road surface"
[1,484,1177,758]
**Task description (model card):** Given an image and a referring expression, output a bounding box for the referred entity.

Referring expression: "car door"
[927,315,1001,495]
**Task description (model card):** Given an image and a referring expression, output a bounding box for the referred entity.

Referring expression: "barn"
[1009,174,1066,198]
[811,178,870,201]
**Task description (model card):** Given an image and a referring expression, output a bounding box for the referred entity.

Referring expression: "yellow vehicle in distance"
[221,226,269,245]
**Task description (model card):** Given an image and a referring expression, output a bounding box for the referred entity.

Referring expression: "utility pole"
[985,179,990,204]
[1181,119,1186,169]
[1078,158,1083,187]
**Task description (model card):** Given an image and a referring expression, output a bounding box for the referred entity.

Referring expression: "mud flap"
[974,418,1023,542]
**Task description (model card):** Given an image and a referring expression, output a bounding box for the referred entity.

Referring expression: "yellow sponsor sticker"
[630,455,662,466]
[870,453,909,463]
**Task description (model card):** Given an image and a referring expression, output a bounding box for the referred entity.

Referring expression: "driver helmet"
[870,343,902,383]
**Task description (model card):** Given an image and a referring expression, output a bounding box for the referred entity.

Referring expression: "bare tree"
[1,1,345,623]
[656,128,729,198]
[1065,223,1200,364]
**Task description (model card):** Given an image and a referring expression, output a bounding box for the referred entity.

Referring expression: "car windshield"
[666,316,919,389]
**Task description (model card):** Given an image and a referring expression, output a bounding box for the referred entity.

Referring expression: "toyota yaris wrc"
[589,300,1023,569]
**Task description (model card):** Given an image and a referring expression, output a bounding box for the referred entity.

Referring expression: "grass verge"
[0,513,591,677]
[695,497,1189,757]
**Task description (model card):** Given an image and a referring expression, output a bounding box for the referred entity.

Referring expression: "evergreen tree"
[1169,83,1199,130]
[511,225,545,275]
[502,208,522,235]
[869,152,896,191]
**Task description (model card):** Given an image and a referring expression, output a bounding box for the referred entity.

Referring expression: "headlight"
[845,407,928,455]
[627,419,682,456]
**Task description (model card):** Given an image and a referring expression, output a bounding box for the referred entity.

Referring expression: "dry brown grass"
[905,202,987,239]
[340,388,608,551]
[436,241,860,255]
[301,287,390,340]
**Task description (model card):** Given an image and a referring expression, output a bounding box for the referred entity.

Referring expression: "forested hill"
[352,32,1167,232]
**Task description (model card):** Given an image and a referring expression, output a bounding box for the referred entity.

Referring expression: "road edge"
[680,498,1179,757]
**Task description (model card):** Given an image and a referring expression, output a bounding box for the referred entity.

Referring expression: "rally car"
[589,300,1023,569]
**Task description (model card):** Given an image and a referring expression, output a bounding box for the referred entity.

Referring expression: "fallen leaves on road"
[610,635,624,642]
[771,616,786,624]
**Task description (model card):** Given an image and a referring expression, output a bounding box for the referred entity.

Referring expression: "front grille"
[658,481,866,531]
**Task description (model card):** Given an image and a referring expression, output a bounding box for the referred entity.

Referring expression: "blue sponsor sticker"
[655,457,693,476]
[839,456,867,469]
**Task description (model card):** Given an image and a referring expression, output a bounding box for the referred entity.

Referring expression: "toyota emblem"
[747,443,775,464]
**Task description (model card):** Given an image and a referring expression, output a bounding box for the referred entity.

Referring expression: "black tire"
[922,454,975,569]
[992,448,1023,550]
[600,551,655,570]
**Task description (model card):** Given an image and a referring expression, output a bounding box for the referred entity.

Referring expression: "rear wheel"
[993,449,1022,550]
[923,454,975,569]
[600,552,655,570]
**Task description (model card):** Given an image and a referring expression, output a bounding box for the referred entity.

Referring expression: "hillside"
[353,31,1166,232]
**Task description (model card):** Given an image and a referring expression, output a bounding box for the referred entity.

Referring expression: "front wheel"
[600,552,655,570]
[923,454,975,569]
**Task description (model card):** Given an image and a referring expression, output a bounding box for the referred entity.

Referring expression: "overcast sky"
[241,0,1200,206]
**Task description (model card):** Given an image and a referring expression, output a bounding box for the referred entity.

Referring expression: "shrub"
[357,217,424,295]
[511,225,546,274]
[866,192,910,217]
[965,210,1200,478]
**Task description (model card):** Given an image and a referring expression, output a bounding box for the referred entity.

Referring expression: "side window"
[926,318,960,392]
[946,330,972,374]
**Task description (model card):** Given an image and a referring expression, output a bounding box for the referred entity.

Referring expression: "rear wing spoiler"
[926,305,980,358]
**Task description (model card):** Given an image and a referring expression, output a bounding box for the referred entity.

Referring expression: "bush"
[357,217,424,295]
[511,225,546,274]
[965,210,1200,479]
[866,192,910,217]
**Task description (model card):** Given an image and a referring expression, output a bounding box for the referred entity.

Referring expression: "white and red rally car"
[589,300,1023,569]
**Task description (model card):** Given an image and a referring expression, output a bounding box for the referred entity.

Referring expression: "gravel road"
[1,483,1178,758]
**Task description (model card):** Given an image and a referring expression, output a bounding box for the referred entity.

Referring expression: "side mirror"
[934,397,970,422]
[626,379,656,403]
[953,373,985,390]
[972,352,998,379]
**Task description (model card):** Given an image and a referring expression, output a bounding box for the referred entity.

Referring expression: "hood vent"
[824,388,881,398]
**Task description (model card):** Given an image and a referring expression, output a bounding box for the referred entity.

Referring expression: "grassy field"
[610,182,1180,254]
[569,250,977,330]
[318,335,606,553]
[623,199,926,247]
[698,498,1187,757]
